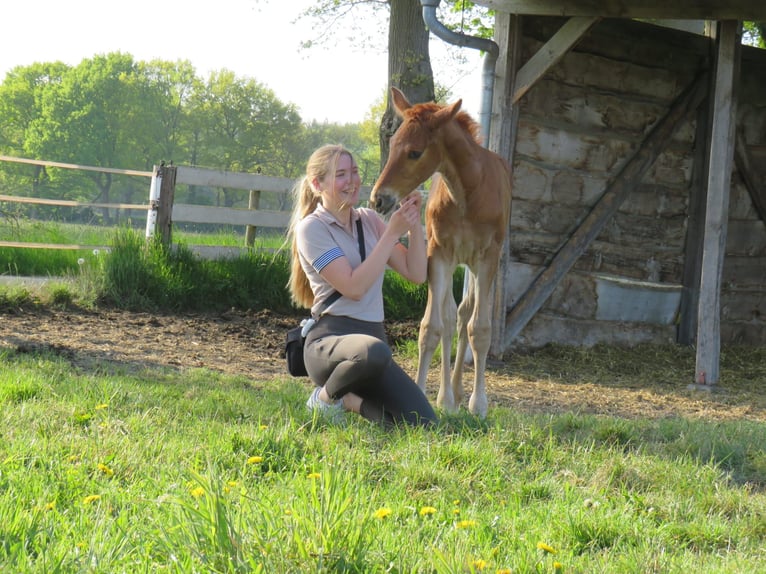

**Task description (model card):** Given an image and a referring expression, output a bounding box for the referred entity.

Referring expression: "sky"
[0,0,484,125]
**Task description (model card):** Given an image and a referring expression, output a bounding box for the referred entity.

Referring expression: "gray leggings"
[304,315,436,427]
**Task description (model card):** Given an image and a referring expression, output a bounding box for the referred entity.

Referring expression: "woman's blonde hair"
[286,144,353,308]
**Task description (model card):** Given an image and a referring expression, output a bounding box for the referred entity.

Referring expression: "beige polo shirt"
[296,204,386,322]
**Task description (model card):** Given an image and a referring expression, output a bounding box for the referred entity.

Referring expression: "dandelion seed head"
[77,258,85,266]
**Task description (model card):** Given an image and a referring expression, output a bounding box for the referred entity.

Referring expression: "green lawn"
[1,346,764,573]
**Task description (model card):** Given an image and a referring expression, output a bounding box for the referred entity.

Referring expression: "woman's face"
[318,152,361,209]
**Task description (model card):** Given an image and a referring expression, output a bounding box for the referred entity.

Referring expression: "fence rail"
[0,156,373,257]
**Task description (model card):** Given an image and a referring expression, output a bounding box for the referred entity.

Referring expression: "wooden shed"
[460,1,766,387]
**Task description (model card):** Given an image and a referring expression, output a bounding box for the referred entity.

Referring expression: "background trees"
[0,53,381,220]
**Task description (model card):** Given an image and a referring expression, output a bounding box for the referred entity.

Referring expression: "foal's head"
[370,87,463,215]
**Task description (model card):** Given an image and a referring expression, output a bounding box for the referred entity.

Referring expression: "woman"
[286,144,436,427]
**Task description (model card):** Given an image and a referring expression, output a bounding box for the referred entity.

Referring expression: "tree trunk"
[379,0,435,168]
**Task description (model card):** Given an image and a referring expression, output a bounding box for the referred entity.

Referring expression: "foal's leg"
[415,258,448,394]
[451,269,474,407]
[467,258,496,418]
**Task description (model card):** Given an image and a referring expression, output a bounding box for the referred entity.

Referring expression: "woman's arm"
[320,193,423,299]
[386,193,427,284]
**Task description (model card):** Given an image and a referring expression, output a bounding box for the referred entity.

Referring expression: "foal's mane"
[406,101,482,145]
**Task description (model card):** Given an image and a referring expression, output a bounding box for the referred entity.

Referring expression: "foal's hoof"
[468,395,488,419]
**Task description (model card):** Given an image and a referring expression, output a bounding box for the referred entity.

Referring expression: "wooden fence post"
[157,165,176,246]
[245,189,261,247]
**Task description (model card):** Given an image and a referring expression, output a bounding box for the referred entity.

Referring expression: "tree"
[298,0,493,167]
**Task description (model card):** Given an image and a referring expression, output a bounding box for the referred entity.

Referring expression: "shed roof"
[472,0,766,21]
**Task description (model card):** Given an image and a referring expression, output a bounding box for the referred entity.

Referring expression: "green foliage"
[90,228,295,313]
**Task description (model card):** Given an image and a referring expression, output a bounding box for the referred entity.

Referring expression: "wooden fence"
[0,156,373,259]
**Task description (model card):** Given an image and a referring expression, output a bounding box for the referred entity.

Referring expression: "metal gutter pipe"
[419,0,499,146]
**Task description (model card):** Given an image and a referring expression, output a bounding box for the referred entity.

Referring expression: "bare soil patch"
[1,307,764,423]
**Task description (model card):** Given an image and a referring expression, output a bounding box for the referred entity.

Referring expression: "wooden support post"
[489,12,522,359]
[504,71,709,344]
[157,165,176,247]
[693,21,741,388]
[245,189,261,247]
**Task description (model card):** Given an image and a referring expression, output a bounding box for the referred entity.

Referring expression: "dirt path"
[2,306,764,423]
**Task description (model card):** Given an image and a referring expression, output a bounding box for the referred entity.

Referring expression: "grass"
[1,223,459,318]
[0,347,764,572]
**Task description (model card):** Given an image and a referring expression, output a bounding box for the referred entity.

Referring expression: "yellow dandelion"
[496,569,513,574]
[472,559,487,571]
[374,507,393,519]
[307,472,321,479]
[453,508,461,515]
[259,424,268,430]
[68,455,80,463]
[190,487,205,498]
[453,499,461,505]
[284,509,292,515]
[45,501,56,511]
[419,506,437,516]
[83,494,101,505]
[95,403,108,410]
[553,562,563,571]
[457,519,477,529]
[247,456,263,464]
[227,480,238,487]
[537,542,557,554]
[97,463,114,476]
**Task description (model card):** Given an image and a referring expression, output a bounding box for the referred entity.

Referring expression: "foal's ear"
[390,87,412,116]
[430,99,463,129]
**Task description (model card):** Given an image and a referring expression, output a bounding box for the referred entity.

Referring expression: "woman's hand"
[387,192,422,237]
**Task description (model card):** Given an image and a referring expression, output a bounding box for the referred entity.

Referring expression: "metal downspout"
[419,0,499,147]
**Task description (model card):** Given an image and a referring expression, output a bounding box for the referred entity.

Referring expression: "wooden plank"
[175,165,374,198]
[0,194,149,211]
[0,155,151,177]
[505,70,709,344]
[694,21,741,387]
[513,16,600,103]
[175,165,296,192]
[473,0,766,20]
[734,130,766,226]
[171,204,291,228]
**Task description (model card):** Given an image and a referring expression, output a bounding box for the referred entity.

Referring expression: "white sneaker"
[306,387,344,422]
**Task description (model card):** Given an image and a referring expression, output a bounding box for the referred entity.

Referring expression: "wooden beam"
[734,130,766,226]
[694,21,741,387]
[488,12,523,359]
[505,71,710,344]
[473,0,766,21]
[513,16,600,103]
